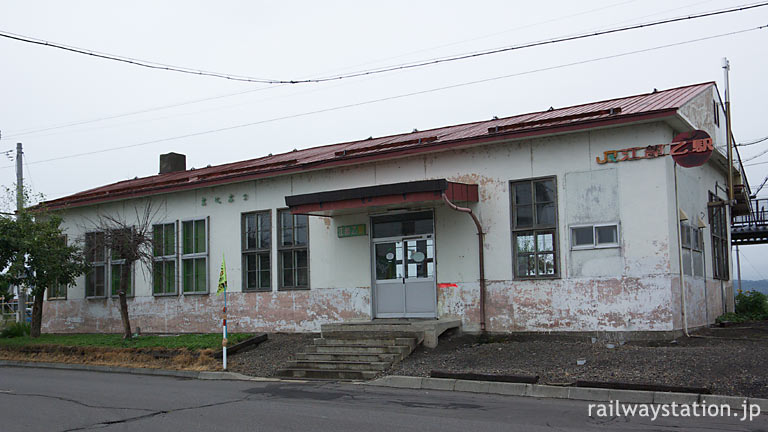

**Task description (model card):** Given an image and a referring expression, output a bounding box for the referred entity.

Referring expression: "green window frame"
[242,211,271,292]
[85,232,106,297]
[181,218,208,294]
[278,210,309,290]
[47,235,68,300]
[511,177,559,279]
[153,222,178,295]
[109,228,134,298]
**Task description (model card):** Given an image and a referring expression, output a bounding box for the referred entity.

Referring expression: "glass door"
[371,211,436,318]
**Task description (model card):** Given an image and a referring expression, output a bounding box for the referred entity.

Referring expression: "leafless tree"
[84,202,160,339]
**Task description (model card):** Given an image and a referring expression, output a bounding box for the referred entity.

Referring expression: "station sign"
[595,130,713,168]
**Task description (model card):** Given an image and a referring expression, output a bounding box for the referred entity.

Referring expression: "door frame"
[369,210,437,319]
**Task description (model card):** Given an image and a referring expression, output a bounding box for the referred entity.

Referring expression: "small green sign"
[337,224,367,238]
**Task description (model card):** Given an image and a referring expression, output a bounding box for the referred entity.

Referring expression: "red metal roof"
[43,82,714,209]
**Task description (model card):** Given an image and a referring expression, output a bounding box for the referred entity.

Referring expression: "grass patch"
[0,333,254,350]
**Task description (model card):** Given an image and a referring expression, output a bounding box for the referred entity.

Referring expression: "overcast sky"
[1,0,766,280]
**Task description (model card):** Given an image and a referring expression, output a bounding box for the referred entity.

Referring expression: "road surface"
[0,366,762,431]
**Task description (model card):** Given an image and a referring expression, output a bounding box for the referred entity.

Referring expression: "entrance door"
[372,212,436,318]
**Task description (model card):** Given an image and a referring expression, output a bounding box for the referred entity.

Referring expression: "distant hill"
[737,280,768,295]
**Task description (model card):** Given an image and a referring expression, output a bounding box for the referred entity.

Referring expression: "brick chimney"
[159,152,186,174]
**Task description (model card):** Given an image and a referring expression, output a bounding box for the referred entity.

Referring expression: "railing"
[732,198,768,228]
[0,299,33,323]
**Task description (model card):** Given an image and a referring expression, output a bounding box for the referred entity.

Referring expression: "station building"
[41,82,741,337]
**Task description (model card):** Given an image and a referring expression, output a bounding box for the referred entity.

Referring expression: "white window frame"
[152,221,179,296]
[181,217,210,295]
[570,223,620,250]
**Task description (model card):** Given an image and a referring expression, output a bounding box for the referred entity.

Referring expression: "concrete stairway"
[278,331,420,380]
[278,319,460,381]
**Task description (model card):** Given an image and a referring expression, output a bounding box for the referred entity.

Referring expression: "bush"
[735,291,768,318]
[716,291,768,323]
[0,322,30,338]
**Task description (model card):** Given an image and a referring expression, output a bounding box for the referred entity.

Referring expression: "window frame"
[108,227,135,298]
[181,217,210,295]
[152,221,179,296]
[242,210,272,292]
[85,231,107,299]
[277,209,310,290]
[510,176,560,279]
[47,235,69,300]
[708,193,729,280]
[570,223,621,250]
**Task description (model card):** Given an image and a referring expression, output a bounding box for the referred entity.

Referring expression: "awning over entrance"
[285,179,478,215]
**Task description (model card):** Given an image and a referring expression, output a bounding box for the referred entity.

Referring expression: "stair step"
[277,368,379,380]
[287,360,390,371]
[309,344,412,355]
[321,330,423,340]
[314,337,417,348]
[296,352,399,362]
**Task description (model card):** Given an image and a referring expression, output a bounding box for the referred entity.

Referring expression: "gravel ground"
[389,323,768,398]
[225,325,768,398]
[227,333,317,377]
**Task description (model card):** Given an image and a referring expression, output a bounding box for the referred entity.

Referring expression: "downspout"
[442,192,486,332]
[673,162,690,337]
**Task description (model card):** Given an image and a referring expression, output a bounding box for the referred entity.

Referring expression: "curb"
[0,360,288,382]
[369,376,768,413]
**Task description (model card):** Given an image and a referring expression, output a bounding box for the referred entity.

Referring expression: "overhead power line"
[0,1,711,141]
[0,2,766,85]
[1,23,764,171]
[738,135,768,147]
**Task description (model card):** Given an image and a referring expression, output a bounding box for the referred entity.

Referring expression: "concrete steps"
[278,331,420,381]
[277,320,461,381]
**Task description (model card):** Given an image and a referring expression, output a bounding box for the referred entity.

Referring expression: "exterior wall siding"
[42,110,731,335]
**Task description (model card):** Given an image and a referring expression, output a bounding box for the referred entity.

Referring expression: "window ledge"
[513,276,560,281]
[153,293,180,298]
[46,297,67,301]
[243,289,273,293]
[278,287,310,291]
[182,291,210,296]
[85,296,108,300]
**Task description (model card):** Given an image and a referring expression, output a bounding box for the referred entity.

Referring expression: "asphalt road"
[0,367,763,431]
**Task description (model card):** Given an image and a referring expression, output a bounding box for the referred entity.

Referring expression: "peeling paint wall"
[44,106,731,335]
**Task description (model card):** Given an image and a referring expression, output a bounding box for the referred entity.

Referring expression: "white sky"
[0,0,767,279]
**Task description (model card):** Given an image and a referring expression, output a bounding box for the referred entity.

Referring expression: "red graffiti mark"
[437,283,458,289]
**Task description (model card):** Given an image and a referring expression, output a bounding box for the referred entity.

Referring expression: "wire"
[0,2,766,86]
[0,1,758,141]
[738,135,768,146]
[754,175,768,195]
[739,250,768,282]
[741,146,768,162]
[1,24,763,171]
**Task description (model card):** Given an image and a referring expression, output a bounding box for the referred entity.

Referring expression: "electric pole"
[15,142,25,323]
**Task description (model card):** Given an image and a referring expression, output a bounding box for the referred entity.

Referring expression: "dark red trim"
[289,182,478,214]
[44,109,676,210]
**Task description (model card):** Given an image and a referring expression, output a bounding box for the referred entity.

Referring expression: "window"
[110,228,133,297]
[713,100,720,127]
[47,236,68,300]
[680,222,705,278]
[570,224,620,249]
[709,193,729,280]
[278,210,309,289]
[153,222,177,295]
[85,232,106,297]
[242,211,271,291]
[511,178,558,278]
[182,218,208,294]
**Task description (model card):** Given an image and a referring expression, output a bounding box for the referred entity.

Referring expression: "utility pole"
[15,142,25,323]
[723,58,734,205]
